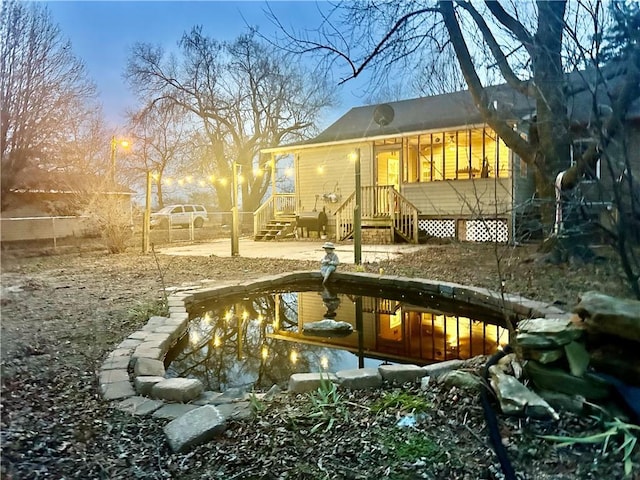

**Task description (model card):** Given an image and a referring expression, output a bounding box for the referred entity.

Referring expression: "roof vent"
[373,104,395,127]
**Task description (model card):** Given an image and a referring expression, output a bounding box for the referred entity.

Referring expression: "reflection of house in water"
[273,291,509,365]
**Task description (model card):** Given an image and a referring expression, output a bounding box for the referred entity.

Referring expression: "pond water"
[165,283,511,391]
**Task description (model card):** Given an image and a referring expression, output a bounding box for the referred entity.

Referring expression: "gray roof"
[276,66,639,150]
[302,85,533,146]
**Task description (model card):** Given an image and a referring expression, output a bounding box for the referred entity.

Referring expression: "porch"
[253,186,420,243]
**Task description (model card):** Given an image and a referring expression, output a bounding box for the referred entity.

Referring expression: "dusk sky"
[44,1,373,130]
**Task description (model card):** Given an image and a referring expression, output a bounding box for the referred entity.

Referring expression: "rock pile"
[491,291,640,420]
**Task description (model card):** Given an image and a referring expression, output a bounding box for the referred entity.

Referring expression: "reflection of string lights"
[290,350,298,364]
[213,335,222,347]
[189,331,201,346]
[261,346,269,360]
[225,311,233,322]
[242,310,249,321]
[257,314,264,323]
[320,356,329,370]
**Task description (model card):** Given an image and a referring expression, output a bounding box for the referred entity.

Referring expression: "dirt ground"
[1,241,638,479]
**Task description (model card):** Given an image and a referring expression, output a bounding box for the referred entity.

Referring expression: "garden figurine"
[320,241,339,286]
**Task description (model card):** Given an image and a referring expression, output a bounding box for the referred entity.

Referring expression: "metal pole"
[354,148,362,265]
[142,171,151,254]
[231,161,240,256]
[110,136,116,184]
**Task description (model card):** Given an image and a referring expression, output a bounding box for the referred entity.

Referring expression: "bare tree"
[0,0,98,207]
[125,28,336,212]
[271,0,640,233]
[123,100,196,209]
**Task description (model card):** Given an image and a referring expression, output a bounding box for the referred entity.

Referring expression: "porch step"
[255,220,293,241]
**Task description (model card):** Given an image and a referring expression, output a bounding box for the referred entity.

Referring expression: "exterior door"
[374,148,401,215]
[375,149,401,190]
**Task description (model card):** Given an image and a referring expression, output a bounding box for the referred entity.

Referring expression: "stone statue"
[320,242,339,286]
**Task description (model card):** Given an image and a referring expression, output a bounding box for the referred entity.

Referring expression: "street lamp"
[142,170,155,254]
[110,136,130,184]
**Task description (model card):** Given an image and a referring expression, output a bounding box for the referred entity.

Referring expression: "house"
[259,74,639,244]
[1,170,133,243]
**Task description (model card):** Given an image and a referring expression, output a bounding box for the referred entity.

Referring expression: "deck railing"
[335,185,419,242]
[253,193,296,236]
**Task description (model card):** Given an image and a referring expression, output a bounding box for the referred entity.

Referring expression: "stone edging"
[98,271,567,450]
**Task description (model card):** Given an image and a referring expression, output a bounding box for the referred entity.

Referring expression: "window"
[403,127,511,183]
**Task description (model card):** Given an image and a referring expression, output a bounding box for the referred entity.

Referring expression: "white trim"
[262,122,489,154]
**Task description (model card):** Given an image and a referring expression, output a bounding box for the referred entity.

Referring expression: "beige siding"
[296,143,372,216]
[402,178,513,217]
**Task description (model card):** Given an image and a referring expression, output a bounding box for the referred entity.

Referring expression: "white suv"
[150,204,208,229]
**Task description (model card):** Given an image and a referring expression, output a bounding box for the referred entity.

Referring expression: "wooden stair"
[254,219,294,241]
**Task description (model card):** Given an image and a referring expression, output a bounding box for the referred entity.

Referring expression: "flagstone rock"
[521,347,565,364]
[516,317,584,348]
[441,370,483,392]
[288,372,338,394]
[163,405,227,453]
[524,360,611,400]
[574,291,640,342]
[101,381,136,401]
[117,396,163,416]
[134,357,166,377]
[422,359,464,379]
[134,376,165,396]
[489,366,558,419]
[564,341,590,377]
[336,368,382,389]
[378,364,426,384]
[151,378,204,402]
[153,403,200,420]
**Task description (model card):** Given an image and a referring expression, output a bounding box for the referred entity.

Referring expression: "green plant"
[539,416,640,477]
[306,375,347,433]
[249,393,266,415]
[380,429,442,461]
[127,299,169,323]
[370,390,432,415]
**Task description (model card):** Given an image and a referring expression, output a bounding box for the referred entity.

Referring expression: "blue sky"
[44,1,372,130]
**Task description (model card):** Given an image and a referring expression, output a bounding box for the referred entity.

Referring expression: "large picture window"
[407,126,510,183]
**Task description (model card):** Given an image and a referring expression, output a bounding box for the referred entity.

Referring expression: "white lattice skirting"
[418,218,509,243]
[418,219,456,238]
[465,219,509,243]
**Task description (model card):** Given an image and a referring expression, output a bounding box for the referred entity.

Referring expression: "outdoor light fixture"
[109,135,131,184]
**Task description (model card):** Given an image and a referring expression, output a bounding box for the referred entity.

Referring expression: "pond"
[165,281,511,391]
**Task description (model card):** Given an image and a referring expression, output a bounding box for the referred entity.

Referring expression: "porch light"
[208,175,216,183]
[317,165,325,174]
[261,346,269,360]
[290,350,298,364]
[253,167,263,176]
[242,310,249,321]
[213,335,222,347]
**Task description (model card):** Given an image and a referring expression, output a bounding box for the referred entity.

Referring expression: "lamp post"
[353,148,362,265]
[142,170,152,254]
[231,161,240,256]
[109,136,130,184]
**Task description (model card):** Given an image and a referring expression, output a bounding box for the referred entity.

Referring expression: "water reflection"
[165,289,510,390]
